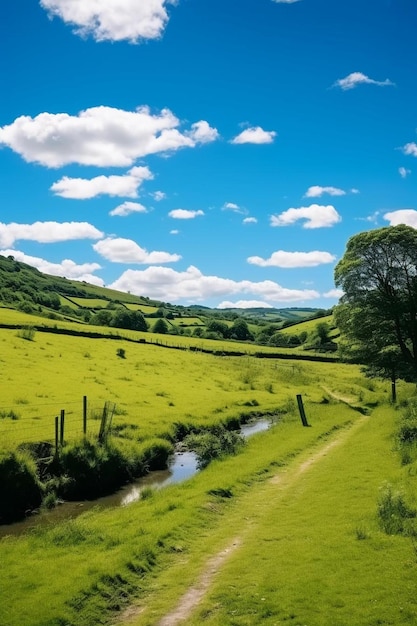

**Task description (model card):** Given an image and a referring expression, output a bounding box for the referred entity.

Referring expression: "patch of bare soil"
[156,538,242,626]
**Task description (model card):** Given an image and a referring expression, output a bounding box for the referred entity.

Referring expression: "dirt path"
[119,418,366,626]
[150,416,366,626]
[156,539,242,626]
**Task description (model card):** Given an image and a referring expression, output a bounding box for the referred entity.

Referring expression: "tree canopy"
[334,225,417,381]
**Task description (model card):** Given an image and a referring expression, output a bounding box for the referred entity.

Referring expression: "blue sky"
[0,0,416,309]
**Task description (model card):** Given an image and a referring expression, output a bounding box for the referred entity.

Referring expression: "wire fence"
[0,396,112,449]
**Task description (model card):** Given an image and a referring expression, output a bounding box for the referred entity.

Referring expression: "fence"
[0,396,116,453]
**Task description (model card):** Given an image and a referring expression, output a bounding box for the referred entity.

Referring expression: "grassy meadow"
[0,307,416,625]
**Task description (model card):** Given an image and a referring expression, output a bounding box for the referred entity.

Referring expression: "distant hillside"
[0,253,334,349]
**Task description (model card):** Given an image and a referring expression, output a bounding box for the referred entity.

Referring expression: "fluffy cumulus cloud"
[51,166,153,200]
[333,72,395,90]
[402,143,417,157]
[40,0,177,44]
[271,204,341,229]
[0,221,102,247]
[231,126,276,145]
[168,209,204,219]
[384,209,417,228]
[243,217,257,224]
[304,185,346,198]
[272,0,300,3]
[93,237,181,264]
[217,300,273,309]
[399,167,411,178]
[151,191,166,201]
[247,250,336,268]
[0,106,218,168]
[0,249,104,285]
[109,265,319,303]
[110,202,148,216]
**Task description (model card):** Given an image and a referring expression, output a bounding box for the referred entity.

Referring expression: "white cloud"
[109,265,320,304]
[151,191,166,201]
[170,229,179,235]
[223,202,239,211]
[188,120,219,144]
[333,72,395,90]
[0,221,103,247]
[93,237,181,264]
[359,211,380,224]
[247,250,336,268]
[168,209,204,219]
[0,106,218,168]
[399,167,411,178]
[51,166,153,199]
[40,0,177,44]
[272,0,300,3]
[323,288,344,299]
[243,217,258,224]
[384,209,417,228]
[0,249,104,285]
[271,204,341,229]
[217,300,274,309]
[304,185,346,198]
[231,126,276,145]
[110,202,148,216]
[402,143,417,157]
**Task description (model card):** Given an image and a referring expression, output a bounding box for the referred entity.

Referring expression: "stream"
[0,418,271,538]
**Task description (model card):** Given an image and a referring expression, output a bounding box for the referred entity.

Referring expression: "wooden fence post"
[83,395,87,436]
[98,403,108,444]
[296,394,309,427]
[54,415,59,457]
[60,409,65,446]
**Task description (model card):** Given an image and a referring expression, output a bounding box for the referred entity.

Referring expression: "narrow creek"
[0,418,271,538]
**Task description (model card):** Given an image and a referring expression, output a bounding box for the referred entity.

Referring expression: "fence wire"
[0,398,108,447]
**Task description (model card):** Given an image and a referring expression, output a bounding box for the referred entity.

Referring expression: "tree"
[230,318,254,341]
[152,318,169,334]
[334,225,417,387]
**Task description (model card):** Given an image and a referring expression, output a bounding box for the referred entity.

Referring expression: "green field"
[1,308,416,626]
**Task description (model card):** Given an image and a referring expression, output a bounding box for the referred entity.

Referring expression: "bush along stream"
[0,413,273,529]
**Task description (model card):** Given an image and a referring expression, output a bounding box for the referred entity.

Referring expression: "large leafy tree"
[334,225,417,383]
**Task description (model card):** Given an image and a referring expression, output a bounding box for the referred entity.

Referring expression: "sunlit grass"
[0,322,372,450]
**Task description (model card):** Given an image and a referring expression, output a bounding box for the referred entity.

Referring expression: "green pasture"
[1,390,415,626]
[0,395,377,626]
[0,322,356,450]
[123,303,159,314]
[68,282,151,305]
[69,297,115,308]
[0,310,415,626]
[0,306,339,360]
[174,316,205,326]
[279,314,334,335]
[58,296,79,310]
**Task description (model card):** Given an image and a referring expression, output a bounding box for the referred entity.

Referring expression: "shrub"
[184,427,245,469]
[377,484,416,536]
[138,438,174,471]
[16,325,36,341]
[58,439,139,500]
[0,449,43,523]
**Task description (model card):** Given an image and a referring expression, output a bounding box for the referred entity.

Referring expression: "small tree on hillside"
[152,318,169,334]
